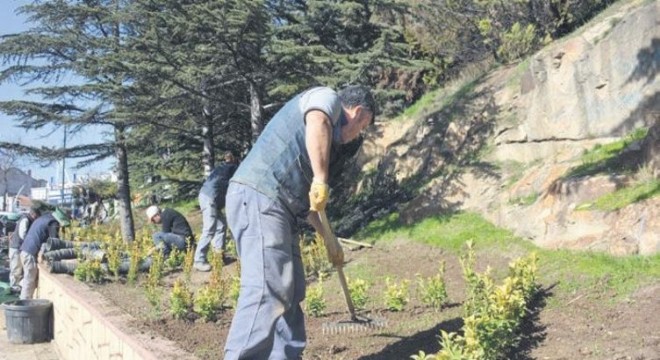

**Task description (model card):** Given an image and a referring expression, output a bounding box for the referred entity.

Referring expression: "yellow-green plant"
[170,278,193,319]
[305,281,326,317]
[410,351,436,360]
[208,250,224,287]
[182,239,195,283]
[194,285,221,322]
[302,233,331,280]
[460,240,494,316]
[508,252,538,300]
[496,22,537,63]
[228,274,241,308]
[127,241,141,285]
[73,259,104,283]
[429,251,540,360]
[225,237,237,258]
[145,286,163,317]
[417,262,448,311]
[165,248,184,271]
[145,250,165,316]
[348,277,370,311]
[104,232,124,281]
[384,277,410,312]
[434,331,467,359]
[147,250,165,288]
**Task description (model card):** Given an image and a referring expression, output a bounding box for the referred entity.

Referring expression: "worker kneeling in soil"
[8,206,41,294]
[145,205,194,256]
[19,207,71,299]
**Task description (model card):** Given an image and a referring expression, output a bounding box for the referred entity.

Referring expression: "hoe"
[313,210,387,334]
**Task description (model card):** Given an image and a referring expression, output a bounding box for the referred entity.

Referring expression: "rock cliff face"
[492,0,658,163]
[366,0,659,255]
[485,1,659,255]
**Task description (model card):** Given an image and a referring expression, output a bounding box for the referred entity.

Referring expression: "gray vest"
[231,93,354,218]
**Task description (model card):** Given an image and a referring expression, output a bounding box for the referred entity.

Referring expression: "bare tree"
[0,148,24,212]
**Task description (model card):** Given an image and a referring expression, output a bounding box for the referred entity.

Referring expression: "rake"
[314,210,387,334]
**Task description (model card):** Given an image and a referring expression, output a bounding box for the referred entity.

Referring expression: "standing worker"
[19,208,70,299]
[8,207,41,294]
[224,85,376,359]
[194,151,239,272]
[145,205,194,256]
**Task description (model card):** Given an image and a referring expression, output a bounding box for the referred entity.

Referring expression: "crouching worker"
[20,207,70,299]
[8,207,41,294]
[145,205,193,256]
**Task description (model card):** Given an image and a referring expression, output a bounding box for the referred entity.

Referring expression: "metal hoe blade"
[322,314,388,335]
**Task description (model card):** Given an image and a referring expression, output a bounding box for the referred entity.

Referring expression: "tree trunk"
[249,81,264,145]
[114,125,135,242]
[201,98,215,177]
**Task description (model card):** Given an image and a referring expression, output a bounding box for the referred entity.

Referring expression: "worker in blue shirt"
[20,208,70,299]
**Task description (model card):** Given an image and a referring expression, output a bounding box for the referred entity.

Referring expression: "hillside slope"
[362,0,658,255]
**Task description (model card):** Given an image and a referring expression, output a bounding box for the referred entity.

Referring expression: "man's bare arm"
[305,110,332,183]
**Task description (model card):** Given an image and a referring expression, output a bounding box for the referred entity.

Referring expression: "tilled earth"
[93,239,660,360]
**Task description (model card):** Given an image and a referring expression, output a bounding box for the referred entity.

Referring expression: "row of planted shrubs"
[305,261,449,317]
[413,241,539,360]
[67,223,241,322]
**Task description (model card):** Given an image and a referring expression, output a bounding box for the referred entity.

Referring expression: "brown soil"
[92,238,660,360]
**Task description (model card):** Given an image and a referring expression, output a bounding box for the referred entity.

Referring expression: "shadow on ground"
[357,317,464,360]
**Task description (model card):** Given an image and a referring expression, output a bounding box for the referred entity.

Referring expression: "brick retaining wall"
[36,265,197,360]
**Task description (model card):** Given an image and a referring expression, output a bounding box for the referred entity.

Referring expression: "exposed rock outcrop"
[366,0,659,256]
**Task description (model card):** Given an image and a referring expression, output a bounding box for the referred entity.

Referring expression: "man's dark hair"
[29,206,42,218]
[339,85,377,123]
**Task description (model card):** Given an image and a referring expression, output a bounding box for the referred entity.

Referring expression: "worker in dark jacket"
[146,206,193,256]
[20,208,70,299]
[8,207,41,294]
[194,151,239,271]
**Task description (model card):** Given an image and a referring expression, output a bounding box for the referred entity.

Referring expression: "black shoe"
[223,255,236,265]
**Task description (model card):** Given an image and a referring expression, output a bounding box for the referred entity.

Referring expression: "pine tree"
[0,0,139,241]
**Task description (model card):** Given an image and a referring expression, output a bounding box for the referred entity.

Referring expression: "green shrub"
[194,285,221,322]
[127,241,141,285]
[348,277,370,311]
[165,248,184,271]
[228,274,241,308]
[169,278,192,319]
[497,22,537,63]
[384,277,410,312]
[417,262,448,311]
[430,251,540,359]
[73,259,104,283]
[104,233,123,281]
[305,281,326,317]
[182,241,195,283]
[410,350,437,360]
[302,233,332,280]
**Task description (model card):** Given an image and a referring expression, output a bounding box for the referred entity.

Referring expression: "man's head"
[338,85,376,144]
[146,205,161,224]
[223,151,237,164]
[28,206,41,220]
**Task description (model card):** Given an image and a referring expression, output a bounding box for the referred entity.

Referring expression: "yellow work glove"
[309,180,330,212]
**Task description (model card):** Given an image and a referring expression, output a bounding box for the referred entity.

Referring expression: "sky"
[0,0,114,183]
